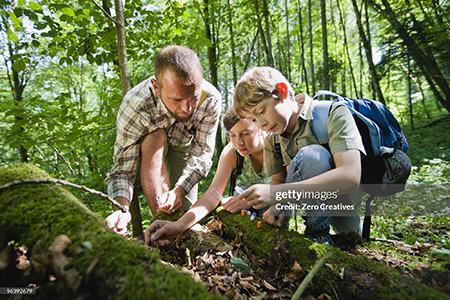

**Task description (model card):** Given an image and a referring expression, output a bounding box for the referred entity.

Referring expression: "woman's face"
[228,119,262,156]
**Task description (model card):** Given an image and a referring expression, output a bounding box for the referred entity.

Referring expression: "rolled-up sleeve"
[106,96,157,201]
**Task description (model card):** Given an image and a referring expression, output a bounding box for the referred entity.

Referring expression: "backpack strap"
[310,100,334,145]
[229,150,245,196]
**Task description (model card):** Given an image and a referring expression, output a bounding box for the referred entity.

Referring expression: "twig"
[291,252,333,300]
[90,0,118,26]
[0,178,127,213]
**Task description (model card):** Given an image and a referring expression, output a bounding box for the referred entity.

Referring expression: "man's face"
[153,69,203,121]
[239,97,292,135]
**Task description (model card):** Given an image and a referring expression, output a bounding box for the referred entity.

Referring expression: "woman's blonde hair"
[233,67,294,115]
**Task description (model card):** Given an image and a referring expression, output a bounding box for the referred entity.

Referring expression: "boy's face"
[240,97,291,134]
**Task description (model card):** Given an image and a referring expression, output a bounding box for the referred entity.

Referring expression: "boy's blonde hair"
[233,67,294,114]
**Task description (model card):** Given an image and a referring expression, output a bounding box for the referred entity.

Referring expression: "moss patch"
[0,164,222,300]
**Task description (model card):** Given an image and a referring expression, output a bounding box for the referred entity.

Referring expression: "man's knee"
[286,144,333,182]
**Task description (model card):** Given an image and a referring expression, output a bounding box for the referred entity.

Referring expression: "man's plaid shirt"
[106,77,222,201]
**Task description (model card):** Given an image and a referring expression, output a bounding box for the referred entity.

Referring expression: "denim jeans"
[285,144,361,241]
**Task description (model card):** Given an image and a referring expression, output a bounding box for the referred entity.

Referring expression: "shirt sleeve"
[106,94,158,202]
[327,104,366,155]
[263,134,284,176]
[176,90,222,193]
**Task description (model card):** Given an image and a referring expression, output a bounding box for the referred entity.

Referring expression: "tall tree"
[307,0,316,94]
[367,0,450,111]
[351,0,386,104]
[113,0,130,95]
[226,0,238,86]
[252,0,272,66]
[297,0,309,94]
[284,0,291,81]
[261,0,275,67]
[320,0,330,90]
[336,0,359,97]
[202,0,223,154]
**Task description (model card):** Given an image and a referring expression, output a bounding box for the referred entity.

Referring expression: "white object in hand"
[234,186,245,195]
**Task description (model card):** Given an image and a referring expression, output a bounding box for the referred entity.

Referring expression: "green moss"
[0,164,222,300]
[216,210,449,299]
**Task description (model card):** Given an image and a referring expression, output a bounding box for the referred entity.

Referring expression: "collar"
[298,93,315,121]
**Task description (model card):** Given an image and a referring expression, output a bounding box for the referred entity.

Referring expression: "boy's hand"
[145,220,184,247]
[222,196,251,213]
[262,205,285,227]
[238,184,272,209]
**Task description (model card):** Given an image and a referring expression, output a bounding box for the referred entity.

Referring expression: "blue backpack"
[310,90,411,196]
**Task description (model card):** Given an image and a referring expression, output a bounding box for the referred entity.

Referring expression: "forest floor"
[149,114,450,298]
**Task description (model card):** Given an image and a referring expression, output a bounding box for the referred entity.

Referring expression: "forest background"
[0,0,449,261]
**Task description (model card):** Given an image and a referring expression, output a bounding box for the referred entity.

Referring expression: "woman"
[146,109,271,246]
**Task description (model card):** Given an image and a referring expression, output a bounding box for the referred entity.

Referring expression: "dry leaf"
[288,260,304,281]
[262,280,277,291]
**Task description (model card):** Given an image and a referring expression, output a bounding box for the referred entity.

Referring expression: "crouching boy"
[233,67,366,244]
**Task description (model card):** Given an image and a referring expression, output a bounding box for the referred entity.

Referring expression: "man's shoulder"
[201,79,221,104]
[120,78,155,112]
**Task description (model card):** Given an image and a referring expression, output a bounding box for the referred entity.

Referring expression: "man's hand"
[157,186,185,214]
[144,220,184,246]
[238,184,272,209]
[106,210,131,235]
[222,196,251,213]
[262,205,286,228]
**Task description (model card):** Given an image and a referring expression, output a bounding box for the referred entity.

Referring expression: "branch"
[0,178,128,213]
[291,252,333,300]
[90,0,118,26]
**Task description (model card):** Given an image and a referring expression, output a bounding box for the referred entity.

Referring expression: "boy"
[233,67,365,243]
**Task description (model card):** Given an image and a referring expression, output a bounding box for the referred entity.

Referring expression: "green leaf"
[29,1,42,11]
[6,26,18,44]
[9,12,21,28]
[230,257,252,274]
[82,8,90,16]
[12,60,26,72]
[61,7,75,17]
[31,39,40,47]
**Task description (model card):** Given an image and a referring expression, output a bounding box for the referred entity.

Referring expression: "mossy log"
[0,164,221,300]
[215,211,449,299]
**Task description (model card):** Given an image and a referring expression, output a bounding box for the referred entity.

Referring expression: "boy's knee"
[286,145,333,182]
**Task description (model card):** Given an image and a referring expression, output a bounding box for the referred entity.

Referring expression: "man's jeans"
[285,145,361,241]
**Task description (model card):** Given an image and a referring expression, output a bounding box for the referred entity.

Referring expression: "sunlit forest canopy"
[1,0,449,194]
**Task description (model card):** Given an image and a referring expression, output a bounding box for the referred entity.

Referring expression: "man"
[106,45,222,235]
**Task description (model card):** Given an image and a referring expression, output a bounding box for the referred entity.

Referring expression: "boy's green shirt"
[263,100,366,176]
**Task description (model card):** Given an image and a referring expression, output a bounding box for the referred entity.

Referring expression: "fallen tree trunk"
[0,164,220,300]
[214,211,448,299]
[0,164,447,299]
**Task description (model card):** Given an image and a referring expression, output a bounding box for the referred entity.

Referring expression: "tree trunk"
[308,0,316,94]
[0,164,447,299]
[408,56,414,129]
[320,0,330,90]
[202,0,223,156]
[367,0,450,111]
[113,0,130,96]
[252,0,272,67]
[0,164,219,299]
[336,0,359,98]
[351,0,386,104]
[284,0,291,81]
[262,0,275,67]
[297,0,309,94]
[226,0,238,86]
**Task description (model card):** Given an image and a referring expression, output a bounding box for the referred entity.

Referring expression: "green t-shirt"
[263,102,366,176]
[235,151,272,189]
